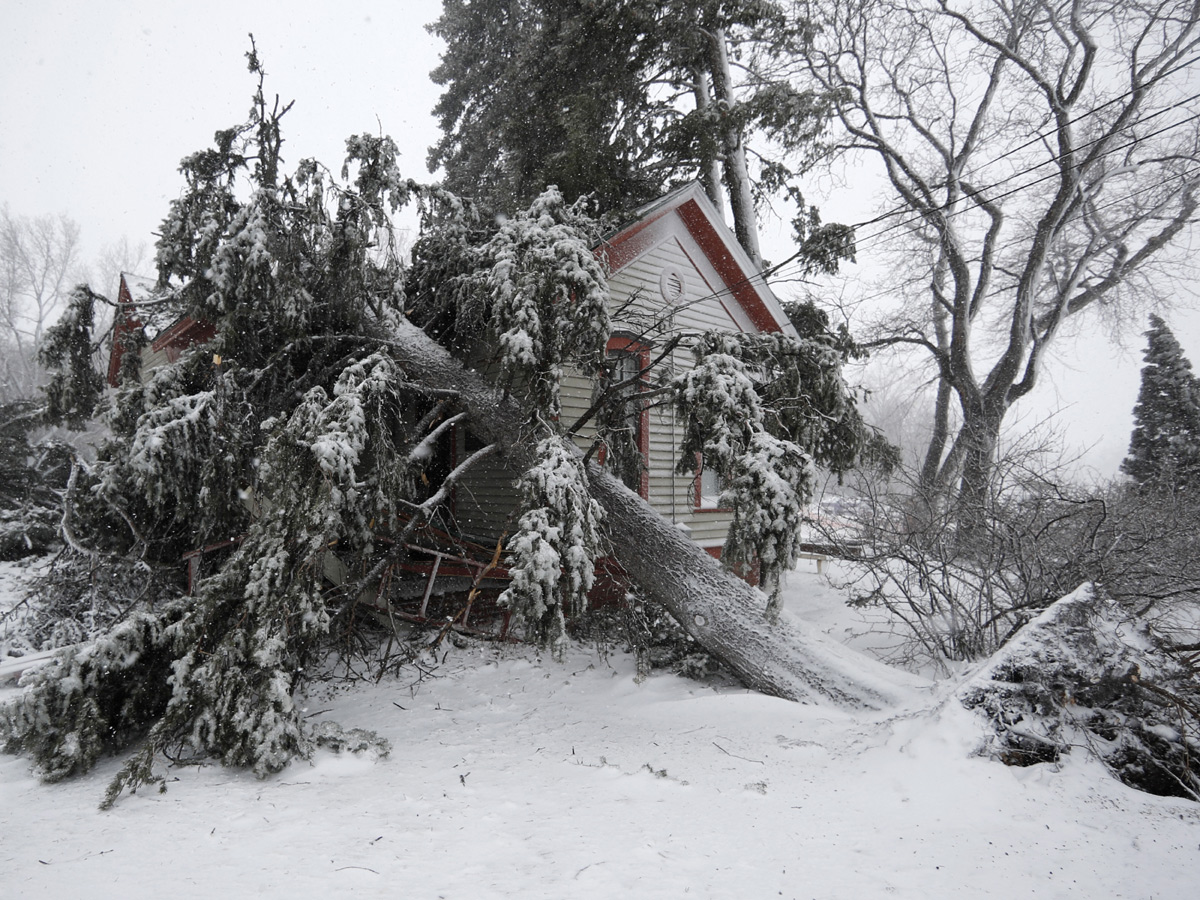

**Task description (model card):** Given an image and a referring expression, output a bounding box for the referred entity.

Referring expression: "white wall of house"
[454,190,789,559]
[579,228,753,550]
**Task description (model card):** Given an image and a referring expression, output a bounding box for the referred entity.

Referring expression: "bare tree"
[90,236,149,304]
[86,235,150,346]
[0,205,84,401]
[793,0,1200,522]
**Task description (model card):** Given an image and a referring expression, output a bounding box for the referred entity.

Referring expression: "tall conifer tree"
[426,0,833,267]
[1122,315,1200,488]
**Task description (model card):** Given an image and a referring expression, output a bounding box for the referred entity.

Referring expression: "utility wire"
[851,99,1200,254]
[603,66,1200,319]
[756,164,1200,321]
[850,50,1200,234]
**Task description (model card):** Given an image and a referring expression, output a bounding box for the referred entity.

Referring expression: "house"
[107,272,215,387]
[109,182,796,617]
[450,181,796,572]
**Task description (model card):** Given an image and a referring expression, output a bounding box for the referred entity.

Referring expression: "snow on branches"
[404,185,611,427]
[1,601,189,785]
[501,438,605,651]
[38,285,106,429]
[724,432,813,619]
[106,353,411,798]
[486,187,610,418]
[2,54,888,805]
[673,329,867,614]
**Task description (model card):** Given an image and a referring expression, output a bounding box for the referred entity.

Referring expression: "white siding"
[138,345,173,383]
[599,231,746,548]
[451,213,757,556]
[453,432,521,543]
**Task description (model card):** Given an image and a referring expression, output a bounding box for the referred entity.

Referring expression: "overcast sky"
[3,0,1197,477]
[1,0,445,267]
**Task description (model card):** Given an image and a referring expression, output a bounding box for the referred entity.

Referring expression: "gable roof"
[600,182,794,336]
[107,273,153,387]
[106,273,210,387]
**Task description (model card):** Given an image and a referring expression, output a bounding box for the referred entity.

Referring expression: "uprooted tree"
[0,58,899,806]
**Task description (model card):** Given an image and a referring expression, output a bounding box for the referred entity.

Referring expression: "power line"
[849,105,1200,257]
[613,69,1200,320]
[850,50,1200,235]
[760,165,1200,315]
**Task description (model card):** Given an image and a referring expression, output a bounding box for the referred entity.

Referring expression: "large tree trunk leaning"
[387,319,916,709]
[690,64,726,219]
[705,26,763,271]
[587,469,916,708]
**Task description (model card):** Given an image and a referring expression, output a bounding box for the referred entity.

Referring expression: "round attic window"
[659,267,686,305]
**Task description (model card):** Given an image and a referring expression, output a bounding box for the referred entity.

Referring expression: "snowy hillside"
[2,560,1197,899]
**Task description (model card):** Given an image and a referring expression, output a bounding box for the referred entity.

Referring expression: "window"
[599,336,650,498]
[695,456,726,510]
[698,463,723,509]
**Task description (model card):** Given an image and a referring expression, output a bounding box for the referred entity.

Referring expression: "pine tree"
[0,285,102,562]
[0,58,627,800]
[38,285,106,429]
[427,0,834,266]
[0,400,68,560]
[2,56,882,804]
[428,0,670,215]
[1122,314,1200,488]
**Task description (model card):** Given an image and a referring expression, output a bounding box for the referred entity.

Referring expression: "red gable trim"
[599,202,678,273]
[107,276,142,387]
[601,191,782,335]
[150,316,216,356]
[107,273,218,386]
[674,199,780,334]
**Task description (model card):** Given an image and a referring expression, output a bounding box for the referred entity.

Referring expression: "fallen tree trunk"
[388,319,919,709]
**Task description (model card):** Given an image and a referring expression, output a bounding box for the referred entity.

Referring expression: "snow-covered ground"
[2,559,1197,899]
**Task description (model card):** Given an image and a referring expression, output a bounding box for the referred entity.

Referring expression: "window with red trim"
[598,336,650,498]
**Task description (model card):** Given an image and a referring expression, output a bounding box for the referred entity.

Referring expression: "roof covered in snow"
[118,272,160,304]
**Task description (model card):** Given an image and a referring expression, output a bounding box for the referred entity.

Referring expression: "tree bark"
[385,318,915,709]
[952,404,1004,544]
[705,26,763,270]
[691,65,726,219]
[919,248,954,490]
[799,0,1200,519]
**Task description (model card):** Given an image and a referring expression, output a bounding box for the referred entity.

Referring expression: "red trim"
[106,273,218,386]
[672,239,744,334]
[599,201,679,272]
[701,544,759,586]
[606,334,651,356]
[107,308,143,387]
[600,188,783,335]
[588,556,630,608]
[151,317,217,362]
[107,276,143,387]
[675,199,779,333]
